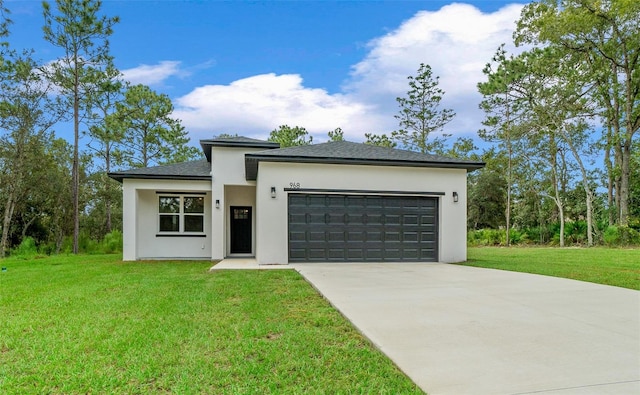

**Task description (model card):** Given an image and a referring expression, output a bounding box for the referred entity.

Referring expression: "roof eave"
[107,173,212,183]
[244,155,485,181]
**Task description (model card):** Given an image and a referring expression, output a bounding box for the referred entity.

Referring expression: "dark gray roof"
[200,136,279,161]
[108,159,211,183]
[245,141,485,180]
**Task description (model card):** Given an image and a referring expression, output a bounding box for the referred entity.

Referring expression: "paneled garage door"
[288,193,438,262]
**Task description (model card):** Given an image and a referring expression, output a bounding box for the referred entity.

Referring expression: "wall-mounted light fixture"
[452,192,459,203]
[270,186,276,199]
[215,199,220,209]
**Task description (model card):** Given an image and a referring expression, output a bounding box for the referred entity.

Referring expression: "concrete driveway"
[294,263,640,395]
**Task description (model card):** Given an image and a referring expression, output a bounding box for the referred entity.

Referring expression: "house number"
[289,182,301,189]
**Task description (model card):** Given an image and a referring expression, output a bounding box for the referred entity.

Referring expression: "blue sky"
[6,0,529,144]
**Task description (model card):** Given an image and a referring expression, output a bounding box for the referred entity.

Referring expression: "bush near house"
[9,231,123,258]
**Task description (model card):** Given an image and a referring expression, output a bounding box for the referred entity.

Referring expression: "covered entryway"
[288,193,438,262]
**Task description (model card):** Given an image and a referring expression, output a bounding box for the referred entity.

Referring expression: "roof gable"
[245,141,485,180]
[200,136,280,161]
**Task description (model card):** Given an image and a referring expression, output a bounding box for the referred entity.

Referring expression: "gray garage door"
[288,193,438,262]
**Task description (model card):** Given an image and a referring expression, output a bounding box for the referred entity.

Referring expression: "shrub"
[11,237,39,258]
[603,226,640,247]
[101,230,123,254]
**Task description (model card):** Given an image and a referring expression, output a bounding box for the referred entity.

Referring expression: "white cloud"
[174,73,379,141]
[345,3,525,136]
[174,3,525,142]
[122,60,184,86]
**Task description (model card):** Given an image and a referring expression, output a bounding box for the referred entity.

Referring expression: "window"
[158,195,205,234]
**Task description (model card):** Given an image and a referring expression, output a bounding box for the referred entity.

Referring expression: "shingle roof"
[200,137,279,161]
[245,141,485,180]
[108,160,211,183]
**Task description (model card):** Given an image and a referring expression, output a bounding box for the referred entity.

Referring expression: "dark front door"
[230,206,252,254]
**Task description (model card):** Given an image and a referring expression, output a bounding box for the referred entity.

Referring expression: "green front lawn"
[465,247,640,290]
[0,255,422,394]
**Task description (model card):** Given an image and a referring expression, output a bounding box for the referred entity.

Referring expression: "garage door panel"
[385,214,401,225]
[403,231,419,242]
[309,231,326,241]
[289,213,307,224]
[366,231,382,241]
[366,214,383,225]
[289,231,306,242]
[403,215,419,225]
[288,193,438,262]
[384,231,401,242]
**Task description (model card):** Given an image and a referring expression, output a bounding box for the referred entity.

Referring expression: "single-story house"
[109,137,484,264]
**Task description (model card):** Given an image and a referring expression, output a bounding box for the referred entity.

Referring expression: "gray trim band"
[283,188,446,196]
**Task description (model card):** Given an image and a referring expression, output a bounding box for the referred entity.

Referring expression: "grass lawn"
[0,255,422,394]
[465,247,640,290]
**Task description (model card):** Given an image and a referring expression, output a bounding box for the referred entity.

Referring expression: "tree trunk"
[505,91,511,247]
[105,146,112,234]
[604,124,615,226]
[562,130,594,246]
[550,136,564,247]
[72,65,80,254]
[619,142,631,226]
[1,193,16,258]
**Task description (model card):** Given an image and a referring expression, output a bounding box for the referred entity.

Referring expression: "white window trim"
[157,194,205,236]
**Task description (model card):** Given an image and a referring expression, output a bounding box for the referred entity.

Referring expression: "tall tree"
[268,125,312,147]
[85,64,123,234]
[515,0,640,226]
[392,63,455,154]
[478,46,527,246]
[0,0,9,56]
[117,84,199,168]
[0,54,64,256]
[42,0,119,253]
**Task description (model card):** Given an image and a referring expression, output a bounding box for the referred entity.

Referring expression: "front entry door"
[230,206,252,254]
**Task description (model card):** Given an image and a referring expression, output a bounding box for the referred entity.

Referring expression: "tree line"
[267,1,639,247]
[0,0,199,257]
[1,0,638,258]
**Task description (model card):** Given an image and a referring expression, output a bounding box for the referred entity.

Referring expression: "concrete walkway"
[210,258,293,270]
[294,263,640,395]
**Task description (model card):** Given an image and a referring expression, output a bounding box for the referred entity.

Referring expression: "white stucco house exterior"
[109,137,484,264]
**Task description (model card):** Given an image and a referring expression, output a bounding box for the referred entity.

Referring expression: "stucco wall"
[209,146,260,259]
[255,162,468,264]
[122,179,212,260]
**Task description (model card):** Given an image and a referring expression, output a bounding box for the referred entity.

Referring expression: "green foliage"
[10,236,38,258]
[364,132,396,148]
[468,169,506,229]
[42,0,120,254]
[603,226,640,247]
[392,63,454,154]
[469,220,640,248]
[116,84,200,168]
[268,124,312,147]
[327,127,344,141]
[100,230,122,253]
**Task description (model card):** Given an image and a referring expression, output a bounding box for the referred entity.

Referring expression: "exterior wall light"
[270,187,276,199]
[215,199,220,209]
[452,192,459,203]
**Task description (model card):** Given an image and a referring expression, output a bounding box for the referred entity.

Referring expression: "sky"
[5,0,529,145]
